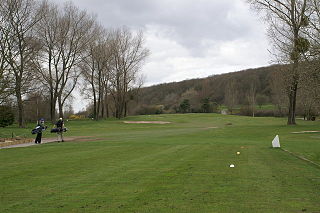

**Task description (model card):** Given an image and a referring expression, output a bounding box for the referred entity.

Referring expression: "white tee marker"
[272,135,280,148]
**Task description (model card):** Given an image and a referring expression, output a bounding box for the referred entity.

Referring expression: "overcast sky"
[53,0,270,84]
[52,0,271,111]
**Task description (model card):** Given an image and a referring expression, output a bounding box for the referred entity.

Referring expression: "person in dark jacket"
[35,118,46,144]
[55,118,64,142]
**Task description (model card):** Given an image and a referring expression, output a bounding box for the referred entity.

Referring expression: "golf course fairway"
[1,114,320,212]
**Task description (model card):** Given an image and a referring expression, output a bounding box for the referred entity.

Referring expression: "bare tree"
[270,68,288,117]
[248,0,310,125]
[23,91,50,122]
[0,0,44,127]
[109,28,149,119]
[297,60,320,120]
[0,37,12,104]
[0,10,12,104]
[297,86,317,120]
[55,4,95,119]
[224,78,238,114]
[34,1,59,122]
[246,81,258,117]
[36,2,95,122]
[307,0,320,58]
[81,27,112,120]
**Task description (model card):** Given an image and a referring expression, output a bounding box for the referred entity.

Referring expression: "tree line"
[0,0,149,127]
[132,64,319,120]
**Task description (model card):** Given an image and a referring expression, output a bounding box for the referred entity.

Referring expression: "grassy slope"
[0,114,320,213]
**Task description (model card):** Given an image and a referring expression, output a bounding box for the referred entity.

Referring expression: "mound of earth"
[124,121,171,124]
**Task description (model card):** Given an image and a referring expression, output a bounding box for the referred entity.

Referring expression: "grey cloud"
[49,0,270,110]
[52,0,259,55]
[52,0,269,71]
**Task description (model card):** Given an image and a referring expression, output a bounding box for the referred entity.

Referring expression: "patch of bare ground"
[124,121,171,124]
[63,136,105,143]
[291,131,320,134]
[0,136,104,149]
[203,127,219,129]
[0,138,33,147]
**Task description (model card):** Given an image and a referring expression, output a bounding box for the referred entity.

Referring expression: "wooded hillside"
[128,64,319,119]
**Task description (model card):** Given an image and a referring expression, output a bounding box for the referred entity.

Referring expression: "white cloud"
[50,0,271,111]
[142,22,270,86]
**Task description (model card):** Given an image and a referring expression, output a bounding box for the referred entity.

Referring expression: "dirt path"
[291,131,320,134]
[124,121,171,124]
[0,136,102,149]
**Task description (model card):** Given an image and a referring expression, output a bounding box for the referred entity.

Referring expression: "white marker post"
[272,135,280,148]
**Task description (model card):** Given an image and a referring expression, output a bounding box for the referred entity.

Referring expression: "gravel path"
[0,136,99,149]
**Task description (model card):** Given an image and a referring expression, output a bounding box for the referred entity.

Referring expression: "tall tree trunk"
[117,96,122,119]
[93,90,97,120]
[97,91,101,119]
[252,105,255,117]
[36,97,39,119]
[97,71,102,119]
[287,31,299,125]
[106,103,109,118]
[124,101,127,117]
[91,77,97,120]
[15,87,25,128]
[119,94,125,119]
[101,86,105,118]
[101,97,104,118]
[287,81,298,125]
[58,95,64,119]
[105,93,109,118]
[50,95,56,123]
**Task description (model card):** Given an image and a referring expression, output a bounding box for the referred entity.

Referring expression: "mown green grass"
[218,104,276,111]
[1,114,320,212]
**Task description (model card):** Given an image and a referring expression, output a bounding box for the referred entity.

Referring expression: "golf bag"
[31,125,47,134]
[50,127,67,133]
[32,126,42,134]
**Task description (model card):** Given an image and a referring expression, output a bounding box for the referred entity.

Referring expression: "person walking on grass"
[55,118,65,142]
[34,118,46,144]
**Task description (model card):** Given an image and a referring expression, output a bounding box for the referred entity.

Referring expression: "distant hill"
[129,64,284,115]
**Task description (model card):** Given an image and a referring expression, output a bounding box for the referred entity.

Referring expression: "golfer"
[55,118,65,142]
[35,118,46,144]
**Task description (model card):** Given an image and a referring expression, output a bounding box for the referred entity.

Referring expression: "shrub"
[137,105,164,115]
[254,110,275,117]
[69,114,85,120]
[256,95,268,108]
[179,99,190,113]
[238,106,251,116]
[201,98,212,113]
[238,106,276,117]
[0,105,15,127]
